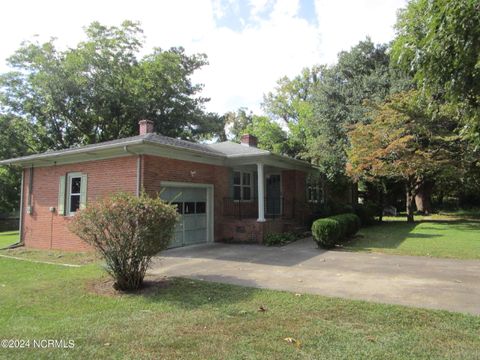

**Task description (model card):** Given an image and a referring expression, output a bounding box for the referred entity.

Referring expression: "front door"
[266,174,281,215]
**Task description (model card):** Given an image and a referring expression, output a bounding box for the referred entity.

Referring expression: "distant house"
[0,120,318,251]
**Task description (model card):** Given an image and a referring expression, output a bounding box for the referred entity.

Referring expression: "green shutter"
[58,176,66,215]
[80,174,88,210]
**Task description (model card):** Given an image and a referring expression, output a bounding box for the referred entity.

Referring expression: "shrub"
[354,202,378,226]
[264,232,297,246]
[311,218,341,248]
[311,213,361,249]
[70,192,178,291]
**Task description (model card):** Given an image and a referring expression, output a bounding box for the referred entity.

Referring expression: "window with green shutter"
[58,172,87,216]
[58,175,66,215]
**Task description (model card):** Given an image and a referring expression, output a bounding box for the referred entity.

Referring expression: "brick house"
[0,120,318,251]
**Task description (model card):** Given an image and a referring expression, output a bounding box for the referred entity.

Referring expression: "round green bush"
[311,218,341,248]
[311,213,361,249]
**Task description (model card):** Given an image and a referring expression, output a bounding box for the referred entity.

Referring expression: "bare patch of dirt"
[85,275,171,297]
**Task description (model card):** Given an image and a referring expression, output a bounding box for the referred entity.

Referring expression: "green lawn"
[345,212,480,259]
[0,249,479,359]
[0,231,18,248]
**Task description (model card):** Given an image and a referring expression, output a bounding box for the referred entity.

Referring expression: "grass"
[345,211,480,259]
[0,231,18,248]
[0,244,479,359]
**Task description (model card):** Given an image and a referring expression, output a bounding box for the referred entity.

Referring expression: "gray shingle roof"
[0,133,311,169]
[207,141,270,156]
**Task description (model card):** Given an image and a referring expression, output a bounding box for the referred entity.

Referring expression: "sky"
[0,0,407,114]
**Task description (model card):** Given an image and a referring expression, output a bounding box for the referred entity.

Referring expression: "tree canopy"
[0,21,221,149]
[0,21,222,214]
[348,90,464,221]
[392,0,480,145]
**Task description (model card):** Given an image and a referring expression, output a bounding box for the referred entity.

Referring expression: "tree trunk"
[378,188,384,223]
[406,182,416,223]
[415,180,434,214]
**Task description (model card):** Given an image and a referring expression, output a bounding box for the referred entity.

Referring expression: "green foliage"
[305,39,408,179]
[392,0,480,145]
[263,232,297,246]
[311,213,361,249]
[243,116,288,154]
[222,109,289,155]
[69,192,178,290]
[311,218,340,249]
[348,90,466,221]
[354,203,378,226]
[0,21,220,149]
[262,67,319,158]
[0,114,42,214]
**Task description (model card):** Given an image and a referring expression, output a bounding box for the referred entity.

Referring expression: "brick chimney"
[139,119,154,135]
[240,134,258,147]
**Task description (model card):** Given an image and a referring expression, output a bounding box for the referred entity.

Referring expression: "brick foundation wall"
[22,156,138,251]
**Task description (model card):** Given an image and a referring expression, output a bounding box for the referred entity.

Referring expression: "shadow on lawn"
[346,217,480,251]
[87,275,259,308]
[140,277,259,308]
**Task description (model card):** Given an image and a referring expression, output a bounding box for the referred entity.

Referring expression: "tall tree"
[221,108,254,141]
[392,0,480,145]
[348,91,464,222]
[262,67,319,158]
[0,115,41,214]
[0,21,222,149]
[243,116,288,154]
[306,39,403,179]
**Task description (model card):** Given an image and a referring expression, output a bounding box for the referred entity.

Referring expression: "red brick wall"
[20,151,310,250]
[142,155,230,242]
[22,156,137,251]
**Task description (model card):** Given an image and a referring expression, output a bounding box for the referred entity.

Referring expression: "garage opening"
[161,186,209,248]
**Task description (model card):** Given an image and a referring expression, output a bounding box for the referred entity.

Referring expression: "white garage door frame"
[160,181,214,244]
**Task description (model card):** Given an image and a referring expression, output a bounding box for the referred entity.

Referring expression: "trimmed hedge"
[311,213,361,249]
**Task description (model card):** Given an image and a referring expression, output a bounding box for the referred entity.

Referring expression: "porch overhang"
[225,153,313,172]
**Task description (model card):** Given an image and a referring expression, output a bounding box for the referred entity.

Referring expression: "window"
[233,171,252,201]
[184,202,195,214]
[67,173,83,215]
[307,183,322,203]
[58,172,87,216]
[195,202,206,214]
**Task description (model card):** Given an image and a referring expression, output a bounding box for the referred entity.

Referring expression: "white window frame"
[67,172,82,216]
[233,170,253,202]
[307,183,322,204]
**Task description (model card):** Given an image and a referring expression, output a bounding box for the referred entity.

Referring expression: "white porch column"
[257,163,266,222]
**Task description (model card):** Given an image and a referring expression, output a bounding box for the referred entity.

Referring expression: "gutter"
[0,138,148,166]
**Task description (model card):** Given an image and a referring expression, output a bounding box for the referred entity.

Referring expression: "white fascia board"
[226,153,312,172]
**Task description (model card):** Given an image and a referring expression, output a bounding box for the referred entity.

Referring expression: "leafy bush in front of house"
[264,232,298,246]
[311,218,341,248]
[354,202,378,226]
[311,213,361,249]
[70,192,178,291]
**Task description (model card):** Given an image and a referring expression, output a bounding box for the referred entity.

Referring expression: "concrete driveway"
[150,238,480,315]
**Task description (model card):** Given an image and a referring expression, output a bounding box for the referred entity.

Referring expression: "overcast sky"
[0,0,407,114]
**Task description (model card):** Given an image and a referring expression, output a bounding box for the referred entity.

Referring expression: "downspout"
[124,145,141,196]
[18,168,24,245]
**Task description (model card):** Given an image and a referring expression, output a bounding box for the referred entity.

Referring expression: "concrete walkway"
[150,238,480,315]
